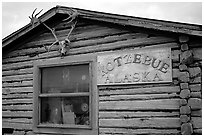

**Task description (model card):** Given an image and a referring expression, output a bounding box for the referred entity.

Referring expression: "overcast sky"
[2,1,202,39]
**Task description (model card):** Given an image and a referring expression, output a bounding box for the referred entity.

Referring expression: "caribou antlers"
[29,8,43,27]
[29,8,78,56]
[43,21,77,56]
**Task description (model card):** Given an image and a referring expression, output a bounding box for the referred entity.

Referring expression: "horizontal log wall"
[2,19,201,135]
[187,38,202,135]
[99,84,181,135]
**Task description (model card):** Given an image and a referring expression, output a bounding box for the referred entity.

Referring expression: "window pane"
[41,64,89,93]
[41,96,89,125]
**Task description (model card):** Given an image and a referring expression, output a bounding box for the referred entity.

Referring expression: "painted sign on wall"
[97,47,172,85]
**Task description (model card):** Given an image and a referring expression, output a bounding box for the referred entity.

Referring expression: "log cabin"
[2,6,202,135]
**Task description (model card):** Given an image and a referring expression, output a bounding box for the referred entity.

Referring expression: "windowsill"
[37,123,91,129]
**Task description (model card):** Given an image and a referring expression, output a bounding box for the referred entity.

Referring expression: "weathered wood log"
[192,48,202,61]
[179,89,190,99]
[2,122,32,130]
[13,130,25,135]
[191,110,202,117]
[2,104,33,111]
[180,115,190,123]
[189,76,201,84]
[5,27,129,58]
[190,92,201,98]
[4,36,177,63]
[2,93,33,99]
[99,86,180,96]
[179,64,188,71]
[2,99,33,105]
[99,111,179,118]
[2,68,33,76]
[99,99,180,110]
[71,37,176,54]
[2,74,33,82]
[178,72,190,83]
[189,84,201,92]
[188,67,201,78]
[181,43,188,51]
[2,61,33,71]
[2,33,149,64]
[53,20,92,31]
[99,117,180,128]
[193,129,202,135]
[171,50,180,62]
[99,128,180,135]
[70,33,149,49]
[25,131,35,135]
[99,93,179,101]
[2,111,32,118]
[180,99,187,106]
[180,83,189,89]
[32,25,116,43]
[180,105,191,114]
[2,87,33,94]
[2,118,32,124]
[180,50,194,65]
[2,80,33,88]
[191,117,202,129]
[35,29,137,49]
[181,123,193,135]
[179,35,189,43]
[172,68,179,78]
[188,98,202,110]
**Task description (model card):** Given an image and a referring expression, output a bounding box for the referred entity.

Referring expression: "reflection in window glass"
[41,97,89,125]
[41,64,89,93]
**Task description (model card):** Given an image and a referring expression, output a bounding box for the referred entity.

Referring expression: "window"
[33,55,98,134]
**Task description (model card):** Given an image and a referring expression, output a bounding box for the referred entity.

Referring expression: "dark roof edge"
[62,6,201,36]
[2,6,202,48]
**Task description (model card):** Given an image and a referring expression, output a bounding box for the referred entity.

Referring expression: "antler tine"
[42,23,59,42]
[48,41,59,51]
[63,9,78,22]
[35,9,43,18]
[66,20,77,39]
[43,40,58,52]
[32,8,37,18]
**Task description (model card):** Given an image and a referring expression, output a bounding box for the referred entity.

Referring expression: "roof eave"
[2,6,202,49]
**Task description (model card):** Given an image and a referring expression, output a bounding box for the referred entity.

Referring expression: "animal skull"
[58,39,70,56]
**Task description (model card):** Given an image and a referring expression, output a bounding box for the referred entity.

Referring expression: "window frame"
[33,54,98,135]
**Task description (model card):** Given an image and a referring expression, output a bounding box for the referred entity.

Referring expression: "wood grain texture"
[2,111,32,118]
[99,128,180,135]
[2,61,33,71]
[99,86,180,96]
[99,111,179,118]
[2,16,182,134]
[2,80,33,88]
[3,118,32,124]
[99,99,180,110]
[2,93,33,99]
[2,68,33,76]
[2,122,32,130]
[99,117,180,128]
[2,87,33,94]
[99,93,179,101]
[2,33,149,64]
[2,104,33,111]
[2,99,33,105]
[2,74,33,82]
